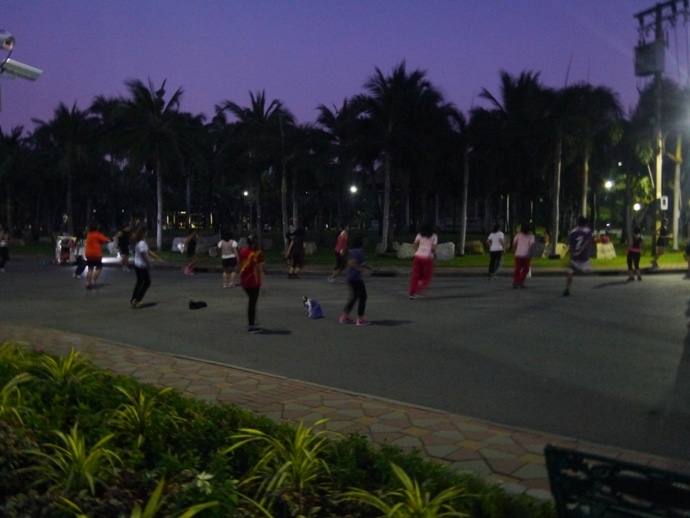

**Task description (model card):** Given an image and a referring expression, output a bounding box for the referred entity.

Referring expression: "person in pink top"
[328,222,349,283]
[409,221,438,299]
[512,223,535,288]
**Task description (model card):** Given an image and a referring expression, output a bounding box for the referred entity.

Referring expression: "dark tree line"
[1,63,687,252]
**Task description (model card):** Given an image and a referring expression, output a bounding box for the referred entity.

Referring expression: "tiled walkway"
[3,322,690,502]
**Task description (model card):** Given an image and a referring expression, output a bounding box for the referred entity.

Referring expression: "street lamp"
[349,185,360,229]
[243,190,254,230]
[604,180,615,231]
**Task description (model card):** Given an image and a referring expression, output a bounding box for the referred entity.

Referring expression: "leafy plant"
[0,372,33,424]
[224,418,340,514]
[30,347,96,385]
[344,462,470,518]
[0,341,31,370]
[61,477,219,518]
[110,385,185,447]
[20,422,121,495]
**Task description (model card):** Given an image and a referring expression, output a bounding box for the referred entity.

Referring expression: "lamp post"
[243,190,254,231]
[604,180,614,232]
[349,185,359,229]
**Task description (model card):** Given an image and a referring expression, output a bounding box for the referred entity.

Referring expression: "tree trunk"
[459,145,470,256]
[255,181,263,245]
[185,174,192,228]
[281,161,288,250]
[672,133,682,251]
[5,183,13,238]
[550,134,562,256]
[581,154,589,218]
[379,153,391,254]
[66,170,74,235]
[292,172,298,229]
[156,158,163,251]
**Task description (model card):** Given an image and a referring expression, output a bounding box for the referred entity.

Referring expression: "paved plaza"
[1,259,690,499]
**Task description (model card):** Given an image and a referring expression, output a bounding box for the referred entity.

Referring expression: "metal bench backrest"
[544,445,690,517]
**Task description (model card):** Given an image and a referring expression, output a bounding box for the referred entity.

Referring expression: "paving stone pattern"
[3,322,690,502]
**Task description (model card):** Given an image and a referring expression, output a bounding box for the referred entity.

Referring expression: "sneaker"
[355,318,371,326]
[409,293,423,299]
[626,277,634,282]
[86,284,94,290]
[637,276,642,281]
[563,289,570,297]
[248,325,262,334]
[327,276,335,284]
[130,300,142,309]
[339,315,353,324]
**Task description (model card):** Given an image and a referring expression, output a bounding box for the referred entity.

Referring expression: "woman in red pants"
[409,221,438,299]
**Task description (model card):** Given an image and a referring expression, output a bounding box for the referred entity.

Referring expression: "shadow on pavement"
[255,329,291,335]
[371,319,413,327]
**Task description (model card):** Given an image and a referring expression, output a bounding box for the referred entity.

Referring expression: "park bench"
[544,445,690,517]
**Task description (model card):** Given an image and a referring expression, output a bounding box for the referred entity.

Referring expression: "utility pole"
[634,0,689,256]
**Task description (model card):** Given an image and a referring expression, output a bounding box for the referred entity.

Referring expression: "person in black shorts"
[651,218,670,270]
[116,223,132,271]
[286,226,306,279]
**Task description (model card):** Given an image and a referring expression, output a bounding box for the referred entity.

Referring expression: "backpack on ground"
[303,296,324,319]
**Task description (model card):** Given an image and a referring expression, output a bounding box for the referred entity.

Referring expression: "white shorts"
[567,260,591,275]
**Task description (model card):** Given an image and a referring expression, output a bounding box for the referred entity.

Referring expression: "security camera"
[0,58,42,81]
[0,29,14,51]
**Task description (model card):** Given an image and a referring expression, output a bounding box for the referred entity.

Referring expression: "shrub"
[0,344,556,517]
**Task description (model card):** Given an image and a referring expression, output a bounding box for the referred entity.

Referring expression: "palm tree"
[31,103,100,235]
[219,91,295,245]
[560,84,623,220]
[476,70,553,232]
[89,95,135,228]
[631,79,687,250]
[357,62,446,253]
[111,79,186,251]
[0,126,26,232]
[317,99,372,227]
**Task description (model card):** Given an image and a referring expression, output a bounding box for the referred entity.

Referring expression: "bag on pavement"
[303,296,324,319]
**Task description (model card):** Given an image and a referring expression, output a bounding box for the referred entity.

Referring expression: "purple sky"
[1,1,686,133]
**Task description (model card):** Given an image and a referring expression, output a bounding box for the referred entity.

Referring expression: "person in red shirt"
[239,235,266,333]
[84,221,110,289]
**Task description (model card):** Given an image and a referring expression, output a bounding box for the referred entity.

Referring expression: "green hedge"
[0,342,555,517]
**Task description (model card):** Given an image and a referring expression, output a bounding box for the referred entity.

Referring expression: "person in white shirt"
[512,223,535,288]
[218,229,239,288]
[409,221,438,299]
[486,223,505,279]
[130,226,164,308]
